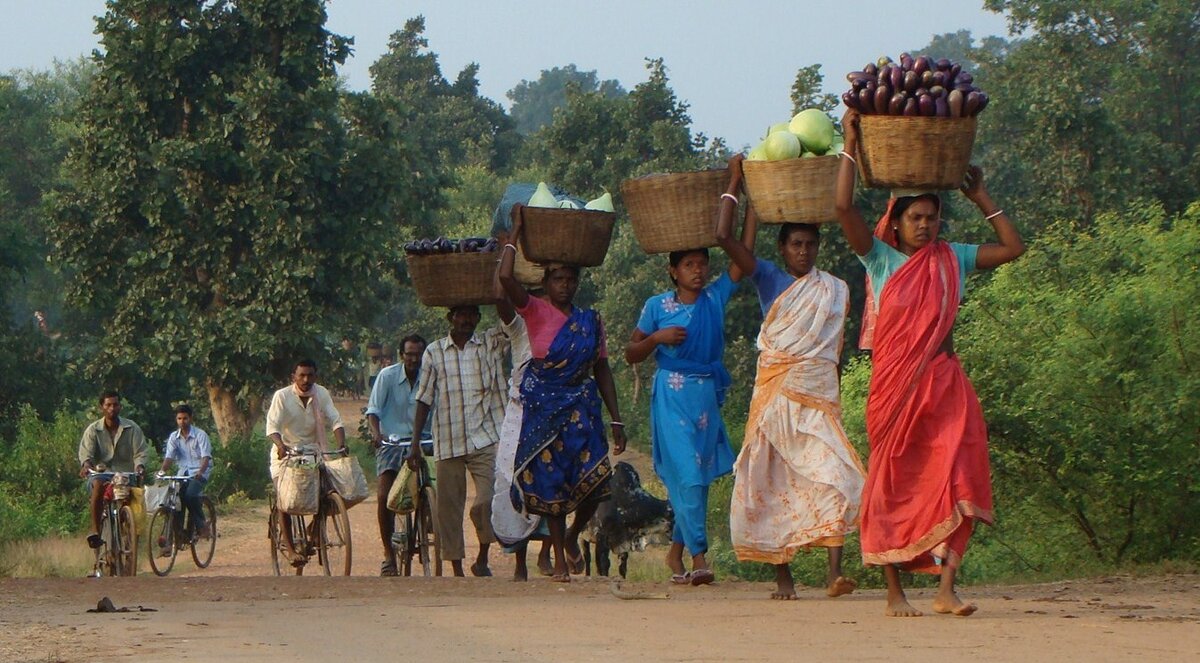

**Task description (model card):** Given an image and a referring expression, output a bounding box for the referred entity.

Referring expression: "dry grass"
[0,535,95,578]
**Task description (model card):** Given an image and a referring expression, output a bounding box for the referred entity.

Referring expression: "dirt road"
[2,399,1197,662]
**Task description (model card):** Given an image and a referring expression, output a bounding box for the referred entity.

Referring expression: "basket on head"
[518,207,615,267]
[856,115,977,189]
[621,169,730,254]
[741,155,840,224]
[407,251,497,307]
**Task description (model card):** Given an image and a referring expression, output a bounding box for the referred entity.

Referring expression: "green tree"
[47,0,423,440]
[789,64,838,116]
[976,1,1200,225]
[957,200,1200,563]
[507,64,625,135]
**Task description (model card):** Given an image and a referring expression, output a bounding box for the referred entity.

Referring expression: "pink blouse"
[517,297,608,360]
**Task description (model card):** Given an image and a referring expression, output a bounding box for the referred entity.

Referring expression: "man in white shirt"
[266,358,346,565]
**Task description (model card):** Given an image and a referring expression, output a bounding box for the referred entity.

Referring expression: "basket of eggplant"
[403,237,499,307]
[843,54,988,190]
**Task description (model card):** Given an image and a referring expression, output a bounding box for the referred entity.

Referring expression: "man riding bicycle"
[78,390,148,550]
[156,403,213,555]
[266,359,346,566]
[366,334,432,576]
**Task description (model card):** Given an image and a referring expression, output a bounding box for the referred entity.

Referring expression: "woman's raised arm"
[960,166,1025,269]
[834,110,875,256]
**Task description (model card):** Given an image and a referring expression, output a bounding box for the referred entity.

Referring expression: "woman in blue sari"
[626,248,736,585]
[497,212,628,582]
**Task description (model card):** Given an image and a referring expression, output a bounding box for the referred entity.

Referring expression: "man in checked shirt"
[408,304,509,577]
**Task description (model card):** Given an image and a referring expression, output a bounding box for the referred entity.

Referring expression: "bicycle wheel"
[117,505,138,576]
[148,508,178,576]
[318,493,352,576]
[190,498,217,569]
[416,486,441,578]
[400,512,416,577]
[97,510,116,577]
[268,498,284,577]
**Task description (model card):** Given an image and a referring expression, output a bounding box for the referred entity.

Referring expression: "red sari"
[859,209,993,573]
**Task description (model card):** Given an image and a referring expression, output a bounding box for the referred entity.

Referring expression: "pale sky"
[1,1,1011,149]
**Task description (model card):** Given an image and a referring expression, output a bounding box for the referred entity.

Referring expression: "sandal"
[564,541,585,575]
[670,573,691,585]
[87,533,103,549]
[470,562,493,577]
[689,568,715,586]
[380,559,398,577]
[549,572,571,583]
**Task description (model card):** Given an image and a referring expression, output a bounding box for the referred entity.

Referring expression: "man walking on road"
[409,305,508,577]
[366,334,431,576]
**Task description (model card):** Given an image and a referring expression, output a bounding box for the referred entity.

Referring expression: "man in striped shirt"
[410,305,508,577]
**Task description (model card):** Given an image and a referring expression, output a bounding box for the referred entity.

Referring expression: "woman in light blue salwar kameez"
[626,248,735,586]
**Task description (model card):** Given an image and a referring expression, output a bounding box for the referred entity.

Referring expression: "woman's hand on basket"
[611,425,627,456]
[840,109,860,150]
[960,165,989,205]
[727,153,745,185]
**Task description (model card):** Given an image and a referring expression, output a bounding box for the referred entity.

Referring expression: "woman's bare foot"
[932,590,978,616]
[771,564,797,600]
[886,593,923,617]
[826,576,857,598]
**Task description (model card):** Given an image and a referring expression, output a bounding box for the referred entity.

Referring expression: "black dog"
[581,461,673,578]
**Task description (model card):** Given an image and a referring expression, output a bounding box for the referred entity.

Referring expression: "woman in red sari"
[835,109,1025,617]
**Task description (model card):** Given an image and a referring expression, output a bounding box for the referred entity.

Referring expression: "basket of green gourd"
[621,169,731,253]
[741,109,842,224]
[517,183,616,267]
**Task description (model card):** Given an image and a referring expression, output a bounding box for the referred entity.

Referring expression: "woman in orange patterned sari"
[835,110,1026,617]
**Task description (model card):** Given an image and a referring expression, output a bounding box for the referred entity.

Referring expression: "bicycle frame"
[89,470,141,577]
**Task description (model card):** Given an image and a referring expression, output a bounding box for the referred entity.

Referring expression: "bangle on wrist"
[720,193,738,205]
[839,151,856,165]
[502,243,517,253]
[984,209,1004,220]
[609,421,624,427]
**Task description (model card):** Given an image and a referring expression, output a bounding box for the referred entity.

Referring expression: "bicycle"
[146,474,217,576]
[382,435,441,577]
[267,448,353,576]
[87,469,141,577]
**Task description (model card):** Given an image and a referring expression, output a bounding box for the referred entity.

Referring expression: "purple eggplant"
[899,52,914,71]
[948,89,964,117]
[904,70,918,93]
[931,71,946,87]
[481,238,499,252]
[935,97,949,117]
[859,88,875,113]
[875,85,892,114]
[890,66,904,91]
[950,63,961,80]
[842,91,860,110]
[864,62,878,77]
[958,73,974,85]
[903,97,919,116]
[954,82,975,93]
[846,70,867,83]
[919,94,935,116]
[915,87,929,98]
[964,90,981,116]
[889,93,906,115]
[930,85,946,98]
[921,70,934,88]
[877,65,890,86]
[935,58,951,72]
[852,77,870,91]
[975,92,989,114]
[913,56,930,77]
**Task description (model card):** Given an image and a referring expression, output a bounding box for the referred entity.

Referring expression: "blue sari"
[638,275,736,556]
[512,308,611,516]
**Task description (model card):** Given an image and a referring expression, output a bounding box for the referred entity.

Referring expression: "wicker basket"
[407,251,497,307]
[621,169,730,254]
[741,156,839,224]
[857,115,977,189]
[518,207,616,267]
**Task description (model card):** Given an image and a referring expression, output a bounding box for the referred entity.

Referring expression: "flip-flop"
[549,572,571,583]
[470,562,493,577]
[380,559,398,577]
[689,569,715,586]
[564,543,585,575]
[670,573,691,585]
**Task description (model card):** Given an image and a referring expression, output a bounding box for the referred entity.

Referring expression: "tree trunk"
[206,380,257,443]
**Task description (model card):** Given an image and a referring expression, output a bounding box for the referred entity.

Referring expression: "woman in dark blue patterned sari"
[498,214,627,582]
